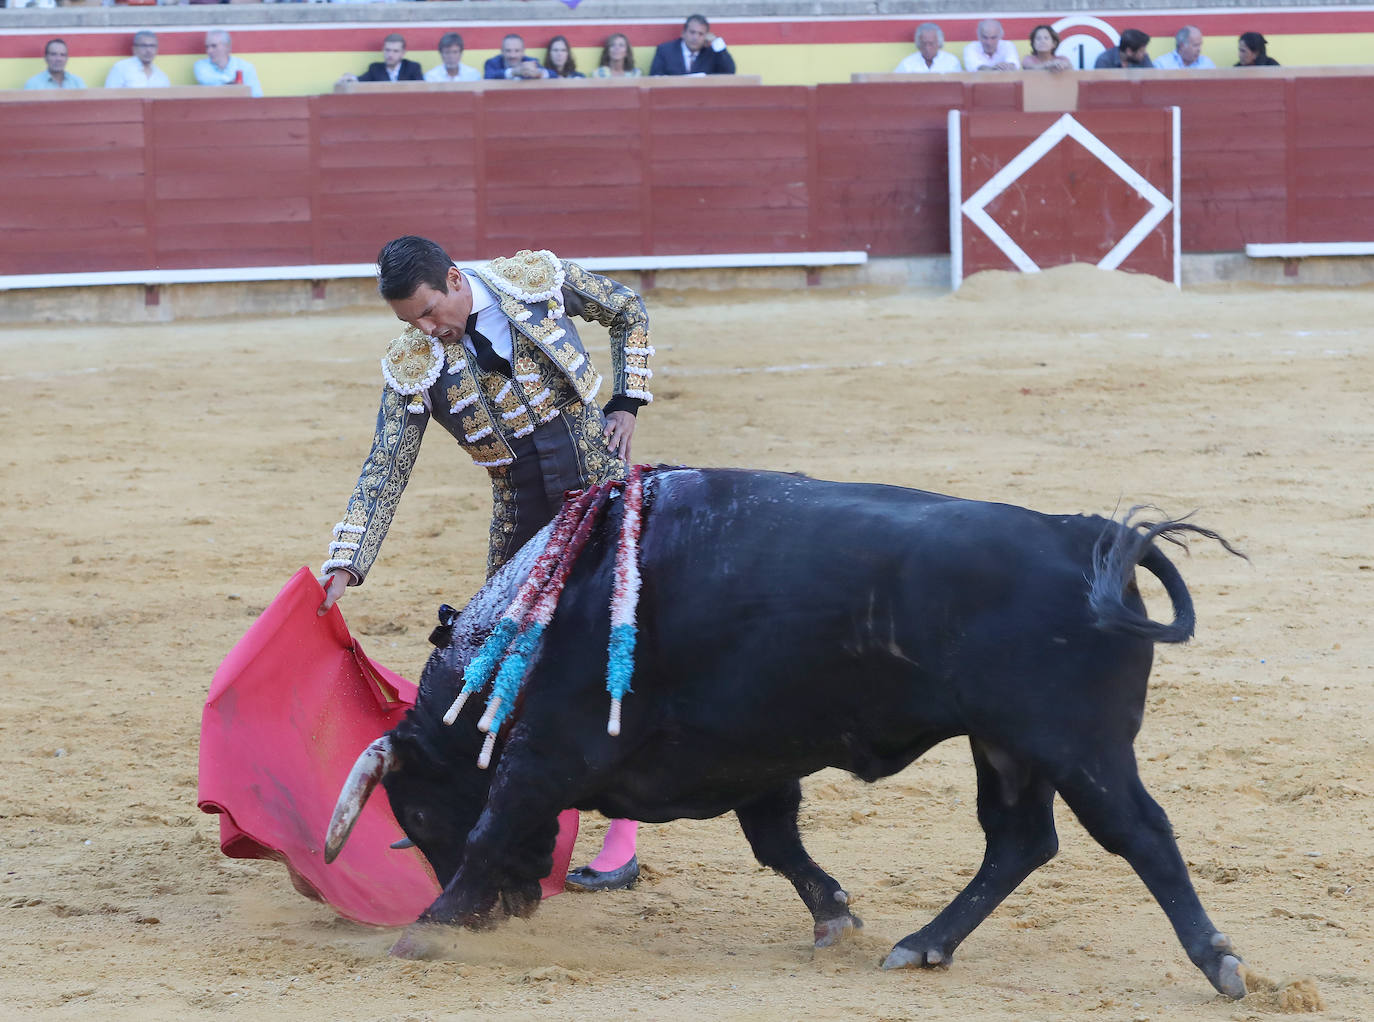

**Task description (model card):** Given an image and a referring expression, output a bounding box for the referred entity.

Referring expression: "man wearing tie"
[649,14,736,75]
[318,236,654,891]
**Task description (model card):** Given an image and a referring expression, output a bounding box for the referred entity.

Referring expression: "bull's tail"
[1088,508,1246,644]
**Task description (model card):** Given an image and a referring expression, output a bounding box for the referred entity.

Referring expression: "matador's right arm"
[322,386,429,585]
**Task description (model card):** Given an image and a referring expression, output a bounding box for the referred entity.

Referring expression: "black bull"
[326,468,1249,998]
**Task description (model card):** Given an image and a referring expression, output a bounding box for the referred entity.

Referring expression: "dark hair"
[684,14,709,31]
[503,33,524,47]
[544,35,578,76]
[438,32,465,53]
[377,236,453,301]
[383,33,406,48]
[44,37,67,56]
[1028,24,1059,51]
[598,32,636,72]
[1119,28,1151,52]
[1239,32,1269,59]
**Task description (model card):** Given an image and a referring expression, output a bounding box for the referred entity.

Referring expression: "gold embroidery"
[382,327,442,394]
[486,467,518,577]
[329,388,428,582]
[487,250,560,299]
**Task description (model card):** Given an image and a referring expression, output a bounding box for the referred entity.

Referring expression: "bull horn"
[324,736,398,864]
[390,837,415,850]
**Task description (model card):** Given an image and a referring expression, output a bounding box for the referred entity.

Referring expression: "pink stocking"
[586,818,639,872]
[541,809,581,898]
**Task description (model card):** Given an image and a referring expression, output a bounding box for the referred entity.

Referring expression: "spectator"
[893,23,961,73]
[1236,32,1280,66]
[544,36,584,79]
[25,38,85,90]
[593,33,642,78]
[425,32,480,83]
[649,14,736,76]
[105,31,170,90]
[963,20,1020,71]
[484,34,552,80]
[1154,26,1216,69]
[194,31,263,97]
[339,34,424,85]
[1022,25,1072,71]
[1094,29,1153,68]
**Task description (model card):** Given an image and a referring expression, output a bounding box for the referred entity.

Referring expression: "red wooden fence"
[1,77,1370,277]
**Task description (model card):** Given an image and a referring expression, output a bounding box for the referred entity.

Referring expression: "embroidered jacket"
[324,251,653,583]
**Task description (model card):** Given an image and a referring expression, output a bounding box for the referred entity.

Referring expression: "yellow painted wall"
[0,37,1367,96]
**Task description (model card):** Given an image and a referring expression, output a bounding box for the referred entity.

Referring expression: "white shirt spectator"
[194,55,264,97]
[105,57,170,90]
[25,69,85,90]
[895,51,962,74]
[962,39,1021,71]
[1153,50,1217,70]
[425,62,481,83]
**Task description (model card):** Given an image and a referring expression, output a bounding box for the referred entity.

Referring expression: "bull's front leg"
[392,735,566,955]
[736,781,863,948]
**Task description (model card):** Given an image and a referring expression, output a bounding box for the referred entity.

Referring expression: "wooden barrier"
[1,73,1372,277]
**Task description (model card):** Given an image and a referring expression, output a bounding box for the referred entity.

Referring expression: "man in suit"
[649,14,736,76]
[483,34,553,80]
[340,34,424,85]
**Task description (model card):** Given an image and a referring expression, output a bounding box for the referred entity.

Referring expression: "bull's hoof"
[1216,954,1246,999]
[814,913,863,948]
[882,945,949,971]
[565,855,639,892]
[1203,933,1246,999]
[389,925,444,960]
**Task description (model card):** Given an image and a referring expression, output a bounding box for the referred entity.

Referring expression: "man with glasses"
[105,31,170,89]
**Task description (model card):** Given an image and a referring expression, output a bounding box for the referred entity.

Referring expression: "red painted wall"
[0,77,1369,276]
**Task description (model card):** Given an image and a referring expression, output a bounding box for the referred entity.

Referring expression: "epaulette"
[479,249,566,307]
[381,326,444,413]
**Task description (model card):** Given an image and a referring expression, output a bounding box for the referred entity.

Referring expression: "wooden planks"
[1,76,1372,277]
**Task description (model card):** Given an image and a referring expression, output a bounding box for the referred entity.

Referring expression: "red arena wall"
[1,73,1372,277]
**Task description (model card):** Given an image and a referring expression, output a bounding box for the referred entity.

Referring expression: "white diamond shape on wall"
[959,113,1174,275]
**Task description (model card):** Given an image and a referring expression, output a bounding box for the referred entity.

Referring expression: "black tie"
[466,312,512,377]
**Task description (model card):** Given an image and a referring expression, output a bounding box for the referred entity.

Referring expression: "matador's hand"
[604,410,637,462]
[317,569,350,616]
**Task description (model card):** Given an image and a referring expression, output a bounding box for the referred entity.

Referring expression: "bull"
[325,467,1249,998]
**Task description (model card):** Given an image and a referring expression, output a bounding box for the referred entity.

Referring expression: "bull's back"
[624,470,1145,775]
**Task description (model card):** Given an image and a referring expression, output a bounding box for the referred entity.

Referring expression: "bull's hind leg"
[735,780,863,947]
[884,739,1058,971]
[1053,755,1246,999]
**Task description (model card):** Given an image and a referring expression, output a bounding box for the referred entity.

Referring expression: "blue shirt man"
[194,30,264,97]
[24,38,85,90]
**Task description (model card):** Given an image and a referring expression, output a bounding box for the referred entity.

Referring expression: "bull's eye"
[408,808,427,833]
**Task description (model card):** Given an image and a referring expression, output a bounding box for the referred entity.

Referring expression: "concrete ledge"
[8,252,1374,325]
[0,252,867,293]
[1246,242,1374,258]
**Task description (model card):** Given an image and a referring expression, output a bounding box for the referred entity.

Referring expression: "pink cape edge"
[196,567,576,927]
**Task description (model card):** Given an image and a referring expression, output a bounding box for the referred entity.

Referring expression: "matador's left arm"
[558,260,654,415]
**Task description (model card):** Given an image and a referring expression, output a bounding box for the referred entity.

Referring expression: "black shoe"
[564,855,640,892]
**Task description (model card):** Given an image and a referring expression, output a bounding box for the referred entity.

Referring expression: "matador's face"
[389,267,473,343]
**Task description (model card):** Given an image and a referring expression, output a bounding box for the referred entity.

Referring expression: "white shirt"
[894,50,962,74]
[105,57,170,89]
[1153,51,1217,70]
[962,40,1021,71]
[425,63,481,83]
[462,272,514,364]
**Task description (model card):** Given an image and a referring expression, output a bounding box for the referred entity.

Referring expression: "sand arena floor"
[0,265,1370,1020]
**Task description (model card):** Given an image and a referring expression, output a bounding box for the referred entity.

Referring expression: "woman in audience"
[1022,24,1072,70]
[593,33,642,78]
[1236,32,1280,66]
[544,36,584,78]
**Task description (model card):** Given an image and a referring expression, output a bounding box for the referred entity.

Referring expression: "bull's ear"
[324,736,399,864]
